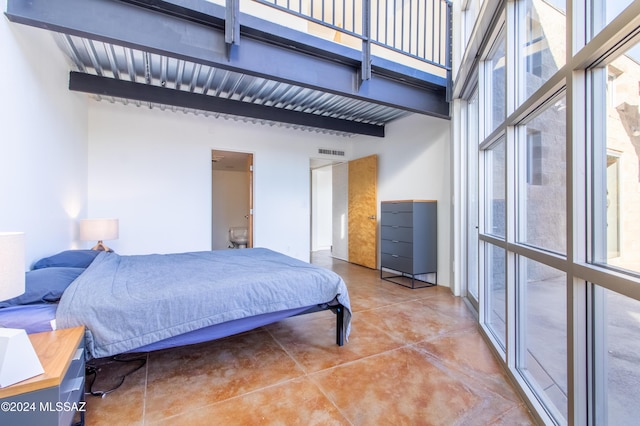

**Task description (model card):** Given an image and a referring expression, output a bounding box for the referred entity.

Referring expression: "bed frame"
[295,303,346,346]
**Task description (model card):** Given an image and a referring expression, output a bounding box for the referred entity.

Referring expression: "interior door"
[348,154,378,269]
[247,154,254,248]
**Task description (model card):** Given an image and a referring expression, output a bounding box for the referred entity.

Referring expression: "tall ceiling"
[6,0,450,137]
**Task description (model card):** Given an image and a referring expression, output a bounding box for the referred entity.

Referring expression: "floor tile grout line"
[146,376,309,426]
[348,296,456,320]
[305,371,355,425]
[407,336,527,408]
[263,325,311,377]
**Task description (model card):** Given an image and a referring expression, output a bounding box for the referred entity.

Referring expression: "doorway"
[310,160,335,253]
[211,150,253,250]
[310,154,378,268]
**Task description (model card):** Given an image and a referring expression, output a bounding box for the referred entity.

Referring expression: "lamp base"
[91,241,113,252]
[0,328,44,388]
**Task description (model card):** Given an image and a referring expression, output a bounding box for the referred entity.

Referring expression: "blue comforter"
[56,248,351,358]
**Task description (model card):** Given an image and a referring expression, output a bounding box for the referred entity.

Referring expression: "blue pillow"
[33,250,100,269]
[0,267,85,308]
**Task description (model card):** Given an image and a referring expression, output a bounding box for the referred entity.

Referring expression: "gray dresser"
[380,200,437,288]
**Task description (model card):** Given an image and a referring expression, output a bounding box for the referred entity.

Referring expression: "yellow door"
[348,154,378,269]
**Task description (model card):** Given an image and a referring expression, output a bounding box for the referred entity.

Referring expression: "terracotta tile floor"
[83,252,535,425]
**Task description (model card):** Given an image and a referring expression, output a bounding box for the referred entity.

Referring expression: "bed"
[0,248,351,359]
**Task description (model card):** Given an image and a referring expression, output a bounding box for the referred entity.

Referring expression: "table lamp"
[0,232,44,388]
[80,218,119,252]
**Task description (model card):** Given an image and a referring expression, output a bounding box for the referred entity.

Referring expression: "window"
[593,287,640,424]
[526,130,542,185]
[486,31,506,135]
[485,137,506,238]
[590,0,635,38]
[518,0,566,106]
[485,243,506,349]
[605,154,620,259]
[518,95,567,254]
[592,40,640,275]
[517,257,567,421]
[457,1,640,424]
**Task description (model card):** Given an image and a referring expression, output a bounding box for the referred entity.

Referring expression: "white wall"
[331,162,349,260]
[311,165,332,251]
[87,101,352,261]
[351,113,452,287]
[0,5,88,267]
[85,103,452,278]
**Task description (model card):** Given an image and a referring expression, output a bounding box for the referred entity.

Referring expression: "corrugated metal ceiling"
[54,33,411,137]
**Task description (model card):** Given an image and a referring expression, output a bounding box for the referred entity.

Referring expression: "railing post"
[225,0,240,59]
[361,0,372,81]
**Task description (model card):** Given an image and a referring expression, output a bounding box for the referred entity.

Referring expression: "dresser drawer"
[64,347,85,382]
[381,211,413,227]
[381,240,413,258]
[381,253,413,274]
[60,339,85,426]
[381,202,414,213]
[60,347,84,403]
[381,226,414,242]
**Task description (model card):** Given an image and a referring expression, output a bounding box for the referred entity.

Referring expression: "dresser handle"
[392,255,399,258]
[73,348,84,361]
[61,377,84,394]
[392,240,399,243]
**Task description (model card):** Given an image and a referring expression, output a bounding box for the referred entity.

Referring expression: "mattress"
[0,303,58,334]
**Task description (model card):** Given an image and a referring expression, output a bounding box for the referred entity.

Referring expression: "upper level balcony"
[238,0,450,84]
[5,0,451,137]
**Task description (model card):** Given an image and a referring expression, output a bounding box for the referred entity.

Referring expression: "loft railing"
[253,0,452,72]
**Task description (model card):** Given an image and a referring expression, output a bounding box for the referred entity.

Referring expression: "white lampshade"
[80,218,119,241]
[0,232,44,388]
[0,232,25,302]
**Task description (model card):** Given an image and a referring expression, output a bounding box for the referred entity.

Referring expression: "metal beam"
[361,0,372,82]
[224,0,239,59]
[5,0,449,118]
[68,72,385,137]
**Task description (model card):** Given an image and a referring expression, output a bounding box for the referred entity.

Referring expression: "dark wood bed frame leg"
[336,305,345,346]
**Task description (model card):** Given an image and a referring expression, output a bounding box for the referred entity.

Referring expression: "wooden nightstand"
[0,326,85,426]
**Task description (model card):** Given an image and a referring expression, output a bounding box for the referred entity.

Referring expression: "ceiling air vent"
[318,148,345,156]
